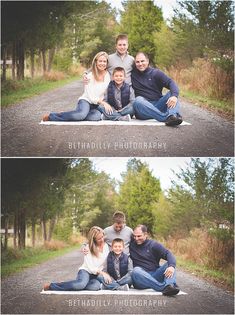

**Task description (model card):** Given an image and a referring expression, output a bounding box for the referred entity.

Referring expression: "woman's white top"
[79,242,110,275]
[78,71,110,105]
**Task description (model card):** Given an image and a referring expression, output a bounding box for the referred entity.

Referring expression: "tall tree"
[168,158,234,238]
[119,0,163,63]
[117,159,161,233]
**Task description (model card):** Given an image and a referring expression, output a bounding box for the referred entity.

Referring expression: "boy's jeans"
[98,104,134,121]
[131,263,176,291]
[97,273,132,290]
[49,269,100,291]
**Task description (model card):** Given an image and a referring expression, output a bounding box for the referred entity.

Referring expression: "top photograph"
[1,0,234,157]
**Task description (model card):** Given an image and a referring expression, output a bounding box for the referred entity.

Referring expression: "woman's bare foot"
[43,283,50,291]
[42,114,49,121]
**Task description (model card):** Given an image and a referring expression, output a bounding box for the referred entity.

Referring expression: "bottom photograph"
[1,157,234,315]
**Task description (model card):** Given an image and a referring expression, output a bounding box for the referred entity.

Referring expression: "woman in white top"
[43,226,109,291]
[42,52,110,121]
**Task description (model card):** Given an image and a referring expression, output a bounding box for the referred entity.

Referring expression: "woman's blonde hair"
[87,226,104,257]
[91,51,108,82]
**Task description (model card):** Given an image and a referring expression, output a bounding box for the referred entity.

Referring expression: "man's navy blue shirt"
[130,239,176,272]
[131,66,179,102]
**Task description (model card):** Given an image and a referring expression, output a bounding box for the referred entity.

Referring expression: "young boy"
[97,238,133,291]
[97,67,135,121]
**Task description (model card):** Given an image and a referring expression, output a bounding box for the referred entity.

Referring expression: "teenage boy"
[84,34,134,84]
[82,211,133,255]
[97,67,135,121]
[97,238,133,291]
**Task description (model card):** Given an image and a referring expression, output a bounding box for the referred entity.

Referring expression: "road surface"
[1,249,234,314]
[1,80,234,157]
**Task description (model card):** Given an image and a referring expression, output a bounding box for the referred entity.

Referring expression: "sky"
[90,157,192,191]
[105,0,178,20]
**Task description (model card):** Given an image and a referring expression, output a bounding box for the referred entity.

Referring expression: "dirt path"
[1,249,234,314]
[1,80,234,157]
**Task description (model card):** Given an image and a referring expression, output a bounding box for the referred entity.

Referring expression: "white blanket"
[40,119,191,126]
[41,288,187,295]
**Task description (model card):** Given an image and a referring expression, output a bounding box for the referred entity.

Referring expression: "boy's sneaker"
[118,114,131,122]
[117,284,129,291]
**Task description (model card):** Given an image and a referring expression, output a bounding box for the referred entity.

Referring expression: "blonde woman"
[43,226,109,291]
[42,52,110,121]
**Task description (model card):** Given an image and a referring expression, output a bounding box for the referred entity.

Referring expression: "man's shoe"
[43,283,50,291]
[118,114,131,122]
[162,284,179,296]
[117,284,129,291]
[165,115,182,126]
[42,114,49,122]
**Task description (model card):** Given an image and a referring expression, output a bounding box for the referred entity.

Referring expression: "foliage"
[167,158,234,237]
[119,0,163,63]
[117,158,161,234]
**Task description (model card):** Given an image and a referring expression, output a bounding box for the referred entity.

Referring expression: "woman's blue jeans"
[49,99,101,121]
[131,263,176,292]
[98,104,134,121]
[97,273,132,290]
[133,92,181,122]
[49,269,100,291]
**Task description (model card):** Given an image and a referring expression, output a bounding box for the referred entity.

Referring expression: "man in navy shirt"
[130,225,180,296]
[131,52,183,126]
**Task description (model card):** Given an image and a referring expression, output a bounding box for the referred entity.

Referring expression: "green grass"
[1,76,80,108]
[1,245,80,278]
[180,89,234,119]
[176,255,234,291]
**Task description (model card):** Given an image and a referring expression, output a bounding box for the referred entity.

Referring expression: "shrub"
[43,70,66,81]
[44,240,66,251]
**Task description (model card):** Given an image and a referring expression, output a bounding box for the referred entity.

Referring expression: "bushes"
[168,57,234,101]
[165,228,234,273]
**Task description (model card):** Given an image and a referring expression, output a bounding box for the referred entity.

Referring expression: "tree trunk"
[41,49,47,75]
[47,47,55,72]
[31,218,36,247]
[1,45,7,81]
[13,212,18,248]
[16,40,25,80]
[4,215,9,250]
[12,42,16,80]
[47,217,56,241]
[41,218,47,242]
[18,209,26,249]
[30,49,35,78]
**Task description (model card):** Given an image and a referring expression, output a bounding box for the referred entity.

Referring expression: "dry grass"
[43,70,66,81]
[168,58,233,101]
[43,240,67,250]
[69,233,87,245]
[165,228,234,274]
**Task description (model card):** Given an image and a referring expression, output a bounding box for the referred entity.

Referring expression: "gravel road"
[1,249,234,314]
[1,80,234,157]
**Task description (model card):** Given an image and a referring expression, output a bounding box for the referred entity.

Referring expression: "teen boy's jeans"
[49,99,101,121]
[97,273,132,290]
[49,269,100,291]
[98,104,134,121]
[131,263,176,291]
[133,92,181,122]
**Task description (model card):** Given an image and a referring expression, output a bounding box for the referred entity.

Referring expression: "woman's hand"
[99,271,112,284]
[100,101,113,115]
